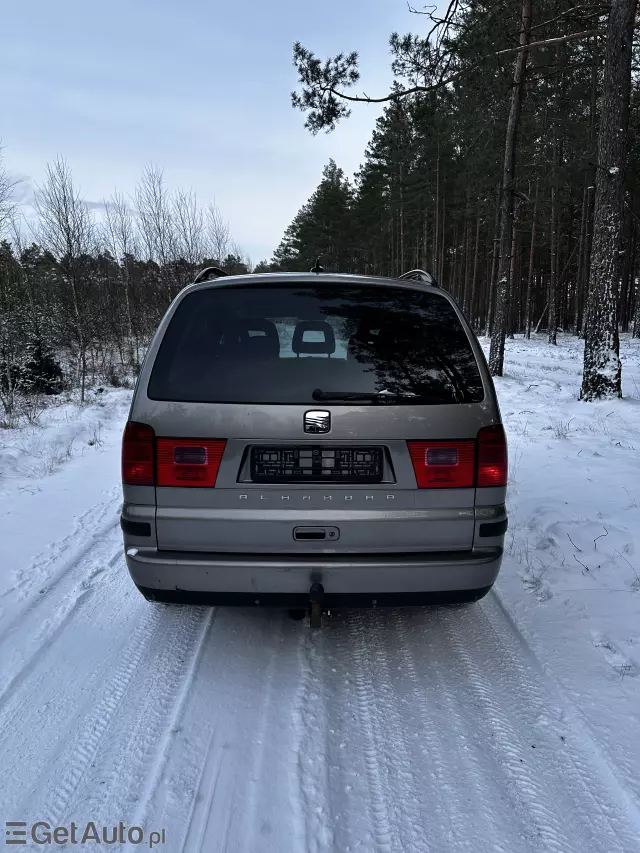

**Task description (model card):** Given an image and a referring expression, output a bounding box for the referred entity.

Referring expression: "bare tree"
[0,236,24,425]
[103,192,138,365]
[134,165,177,299]
[104,192,138,260]
[134,165,175,263]
[0,146,20,236]
[173,189,205,265]
[0,146,244,408]
[34,157,95,402]
[580,0,638,400]
[206,202,231,262]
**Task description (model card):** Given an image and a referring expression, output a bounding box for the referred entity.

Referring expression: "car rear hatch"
[132,279,502,554]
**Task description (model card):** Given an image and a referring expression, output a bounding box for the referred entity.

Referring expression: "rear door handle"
[293,526,340,541]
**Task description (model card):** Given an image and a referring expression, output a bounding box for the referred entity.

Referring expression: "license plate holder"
[250,446,384,484]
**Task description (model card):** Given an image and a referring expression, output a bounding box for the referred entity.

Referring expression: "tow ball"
[309,582,324,630]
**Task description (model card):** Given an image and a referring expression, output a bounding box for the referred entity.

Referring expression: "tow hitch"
[309,582,324,629]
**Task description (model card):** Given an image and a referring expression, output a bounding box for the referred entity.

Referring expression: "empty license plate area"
[250,446,384,483]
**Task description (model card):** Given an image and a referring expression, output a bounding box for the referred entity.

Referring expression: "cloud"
[2,0,422,259]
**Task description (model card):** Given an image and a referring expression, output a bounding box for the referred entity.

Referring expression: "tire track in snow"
[0,491,121,642]
[443,600,632,853]
[442,606,575,853]
[238,616,285,853]
[363,611,432,853]
[483,594,637,851]
[347,613,395,853]
[485,591,640,848]
[30,604,207,828]
[391,608,514,853]
[87,607,216,833]
[292,627,334,853]
[0,533,123,711]
[173,611,298,853]
[177,721,235,853]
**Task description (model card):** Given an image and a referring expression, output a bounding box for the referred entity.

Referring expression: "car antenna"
[310,257,324,274]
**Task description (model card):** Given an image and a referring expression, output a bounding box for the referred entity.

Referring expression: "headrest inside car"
[292,321,336,356]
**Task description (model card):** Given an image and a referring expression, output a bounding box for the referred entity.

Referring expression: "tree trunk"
[422,210,429,271]
[486,182,501,337]
[574,181,589,334]
[548,183,559,344]
[462,191,472,313]
[507,200,521,339]
[579,186,596,337]
[535,298,549,335]
[619,209,633,332]
[626,223,637,331]
[633,224,640,338]
[488,0,533,376]
[439,190,446,285]
[471,207,481,327]
[451,221,459,298]
[484,254,492,334]
[633,247,640,338]
[525,181,538,338]
[578,42,599,337]
[548,88,564,345]
[580,0,637,400]
[399,164,405,273]
[434,144,440,276]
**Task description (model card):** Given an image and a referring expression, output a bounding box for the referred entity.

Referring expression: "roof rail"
[398,269,439,286]
[193,266,228,283]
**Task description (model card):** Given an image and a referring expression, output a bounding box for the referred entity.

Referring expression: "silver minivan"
[121,269,507,622]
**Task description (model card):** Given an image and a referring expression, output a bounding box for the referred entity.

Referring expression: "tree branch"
[496,28,600,55]
[324,29,600,106]
[528,4,606,34]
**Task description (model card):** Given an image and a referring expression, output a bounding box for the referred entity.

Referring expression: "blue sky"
[3,0,422,263]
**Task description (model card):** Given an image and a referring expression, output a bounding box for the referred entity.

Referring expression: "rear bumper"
[125,546,503,603]
[136,587,493,607]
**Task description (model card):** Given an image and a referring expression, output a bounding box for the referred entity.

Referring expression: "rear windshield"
[147,284,485,405]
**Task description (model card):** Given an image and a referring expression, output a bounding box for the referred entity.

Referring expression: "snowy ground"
[1,334,639,853]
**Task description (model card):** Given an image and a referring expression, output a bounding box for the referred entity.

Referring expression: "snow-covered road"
[1,336,640,852]
[2,519,638,853]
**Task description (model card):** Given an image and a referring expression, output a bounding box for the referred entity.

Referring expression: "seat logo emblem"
[304,410,331,434]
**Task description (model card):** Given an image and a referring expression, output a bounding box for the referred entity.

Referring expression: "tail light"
[156,439,226,487]
[122,422,155,486]
[477,425,508,487]
[408,441,475,488]
[408,425,507,489]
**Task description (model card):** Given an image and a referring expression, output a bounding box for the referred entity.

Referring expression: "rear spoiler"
[398,269,439,286]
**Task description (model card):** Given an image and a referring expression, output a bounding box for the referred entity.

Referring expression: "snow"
[1,334,640,852]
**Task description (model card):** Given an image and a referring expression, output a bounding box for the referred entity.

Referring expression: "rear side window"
[147,284,485,404]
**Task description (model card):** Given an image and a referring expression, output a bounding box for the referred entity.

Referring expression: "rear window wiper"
[311,389,452,404]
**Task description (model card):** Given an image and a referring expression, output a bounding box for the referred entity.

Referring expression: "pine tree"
[271,161,355,272]
[580,0,638,400]
[289,0,639,398]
